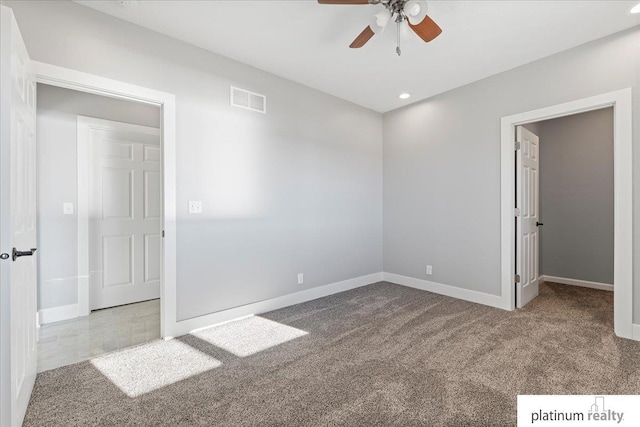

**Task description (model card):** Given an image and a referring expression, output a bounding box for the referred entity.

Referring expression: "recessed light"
[631,2,640,13]
[398,93,411,99]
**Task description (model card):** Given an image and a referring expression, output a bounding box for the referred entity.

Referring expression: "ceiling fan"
[318,0,442,56]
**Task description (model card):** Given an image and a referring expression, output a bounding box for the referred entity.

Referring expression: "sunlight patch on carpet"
[91,339,221,397]
[193,315,308,357]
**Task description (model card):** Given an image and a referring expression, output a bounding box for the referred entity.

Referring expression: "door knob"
[12,247,36,262]
[536,222,544,227]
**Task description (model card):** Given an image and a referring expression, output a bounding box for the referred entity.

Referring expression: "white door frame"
[500,88,633,339]
[33,61,178,339]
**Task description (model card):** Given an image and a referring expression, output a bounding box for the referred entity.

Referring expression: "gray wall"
[8,1,383,321]
[535,108,614,285]
[36,84,160,310]
[383,26,639,317]
[522,122,541,135]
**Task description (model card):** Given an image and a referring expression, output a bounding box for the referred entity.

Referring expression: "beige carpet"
[24,282,640,426]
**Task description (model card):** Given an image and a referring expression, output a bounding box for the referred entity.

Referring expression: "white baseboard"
[541,275,613,292]
[38,303,79,325]
[383,272,508,310]
[168,272,385,338]
[633,324,640,341]
[38,272,627,339]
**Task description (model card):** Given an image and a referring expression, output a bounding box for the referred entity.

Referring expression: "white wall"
[536,108,614,285]
[36,84,160,310]
[383,27,639,316]
[7,0,383,321]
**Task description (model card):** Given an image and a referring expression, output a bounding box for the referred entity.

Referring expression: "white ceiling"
[75,1,640,113]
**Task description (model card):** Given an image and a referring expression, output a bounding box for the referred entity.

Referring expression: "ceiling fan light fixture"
[631,2,640,13]
[404,0,428,25]
[398,93,411,99]
[403,1,421,17]
[370,9,392,33]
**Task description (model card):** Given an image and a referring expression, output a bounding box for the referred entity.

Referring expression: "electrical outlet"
[188,200,202,214]
[426,265,433,275]
[63,202,74,215]
[297,273,304,285]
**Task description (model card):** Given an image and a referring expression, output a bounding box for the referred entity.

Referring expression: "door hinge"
[162,230,165,238]
[515,274,521,283]
[514,208,521,217]
[515,141,521,150]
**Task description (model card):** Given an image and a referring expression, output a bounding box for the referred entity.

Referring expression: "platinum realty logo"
[587,397,623,423]
[518,395,640,426]
[529,397,623,423]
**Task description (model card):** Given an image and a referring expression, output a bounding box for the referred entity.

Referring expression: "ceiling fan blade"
[349,26,375,48]
[318,0,370,4]
[408,14,442,42]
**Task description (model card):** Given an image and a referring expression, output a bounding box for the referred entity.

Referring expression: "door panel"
[102,168,133,219]
[103,235,133,287]
[144,234,162,283]
[144,171,161,219]
[83,118,161,310]
[0,6,38,426]
[102,140,132,160]
[516,126,540,308]
[143,146,161,163]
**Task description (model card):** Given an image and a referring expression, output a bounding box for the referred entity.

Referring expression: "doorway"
[36,84,162,371]
[77,116,161,312]
[1,8,177,422]
[515,107,614,311]
[499,89,633,339]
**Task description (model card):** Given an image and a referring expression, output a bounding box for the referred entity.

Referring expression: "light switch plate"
[63,202,74,215]
[188,200,202,214]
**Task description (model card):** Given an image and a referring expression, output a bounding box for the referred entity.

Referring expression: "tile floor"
[37,299,160,372]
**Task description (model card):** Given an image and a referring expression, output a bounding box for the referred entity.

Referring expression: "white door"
[80,117,161,310]
[516,126,540,308]
[0,6,38,426]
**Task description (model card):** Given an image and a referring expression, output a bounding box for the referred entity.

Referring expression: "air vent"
[230,86,266,114]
